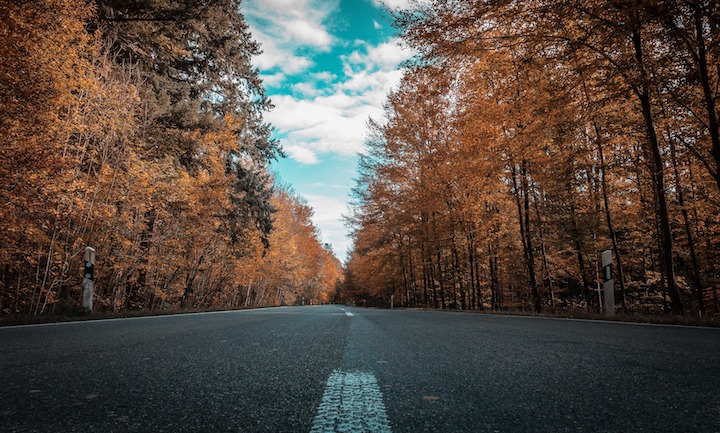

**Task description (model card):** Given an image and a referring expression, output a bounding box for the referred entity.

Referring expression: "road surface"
[1,306,718,432]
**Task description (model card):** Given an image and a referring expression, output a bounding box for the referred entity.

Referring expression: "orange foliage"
[346,2,720,315]
[0,1,341,316]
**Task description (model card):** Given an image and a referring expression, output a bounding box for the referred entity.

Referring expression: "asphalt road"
[1,306,718,432]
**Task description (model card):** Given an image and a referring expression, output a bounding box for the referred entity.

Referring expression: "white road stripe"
[0,307,278,329]
[310,370,391,433]
[345,312,354,317]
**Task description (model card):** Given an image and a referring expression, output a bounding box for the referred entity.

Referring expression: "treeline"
[0,0,341,316]
[344,0,719,316]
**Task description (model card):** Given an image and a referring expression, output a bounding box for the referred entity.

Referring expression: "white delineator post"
[82,247,96,312]
[390,294,394,310]
[601,250,615,317]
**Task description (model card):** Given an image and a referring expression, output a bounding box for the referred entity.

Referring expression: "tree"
[345,0,720,316]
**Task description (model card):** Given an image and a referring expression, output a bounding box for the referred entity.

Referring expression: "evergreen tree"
[97,0,280,236]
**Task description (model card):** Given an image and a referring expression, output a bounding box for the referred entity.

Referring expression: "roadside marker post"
[82,247,96,312]
[390,294,394,310]
[601,250,615,317]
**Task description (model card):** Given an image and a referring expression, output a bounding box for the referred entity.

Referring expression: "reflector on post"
[601,250,614,317]
[82,246,95,312]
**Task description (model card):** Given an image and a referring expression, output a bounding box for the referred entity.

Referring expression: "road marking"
[483,312,720,330]
[403,310,720,331]
[0,306,312,329]
[310,370,391,433]
[345,311,354,317]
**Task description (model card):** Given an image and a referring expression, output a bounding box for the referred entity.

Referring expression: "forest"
[344,0,720,317]
[0,0,342,317]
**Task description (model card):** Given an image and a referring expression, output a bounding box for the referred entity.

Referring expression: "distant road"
[1,306,718,432]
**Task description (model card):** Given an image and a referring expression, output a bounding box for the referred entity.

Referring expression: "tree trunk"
[401,257,409,308]
[469,232,479,310]
[631,21,683,315]
[408,251,418,307]
[534,196,554,308]
[451,232,461,309]
[429,255,438,309]
[512,160,541,312]
[694,5,720,193]
[126,208,156,310]
[669,137,704,315]
[473,234,483,310]
[436,249,446,309]
[593,125,628,311]
[466,233,476,310]
[420,242,429,308]
[488,243,497,310]
[568,191,592,308]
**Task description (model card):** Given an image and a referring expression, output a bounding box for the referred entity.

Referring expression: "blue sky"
[242,0,413,261]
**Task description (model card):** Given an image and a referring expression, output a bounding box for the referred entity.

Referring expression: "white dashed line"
[310,370,391,433]
[345,312,354,317]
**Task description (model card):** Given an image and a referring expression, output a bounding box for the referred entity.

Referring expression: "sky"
[241,0,414,262]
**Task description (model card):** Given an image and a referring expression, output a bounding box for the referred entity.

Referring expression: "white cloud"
[266,38,411,163]
[284,144,319,164]
[265,95,342,131]
[266,91,380,158]
[293,82,319,96]
[251,28,314,74]
[311,71,337,82]
[243,0,414,257]
[345,39,414,72]
[243,0,338,74]
[285,19,332,47]
[303,193,352,260]
[245,0,336,51]
[371,0,414,10]
[260,72,286,87]
[341,69,404,95]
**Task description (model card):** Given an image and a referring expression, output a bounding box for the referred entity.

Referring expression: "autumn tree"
[346,0,719,316]
[0,0,341,317]
[0,0,97,313]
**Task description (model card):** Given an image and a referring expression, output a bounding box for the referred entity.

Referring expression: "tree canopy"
[0,0,340,316]
[344,0,719,316]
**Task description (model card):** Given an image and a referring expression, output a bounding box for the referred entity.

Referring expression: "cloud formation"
[243,0,338,76]
[284,144,320,165]
[303,193,352,259]
[371,0,414,10]
[245,0,413,164]
[243,0,413,259]
[265,38,412,164]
